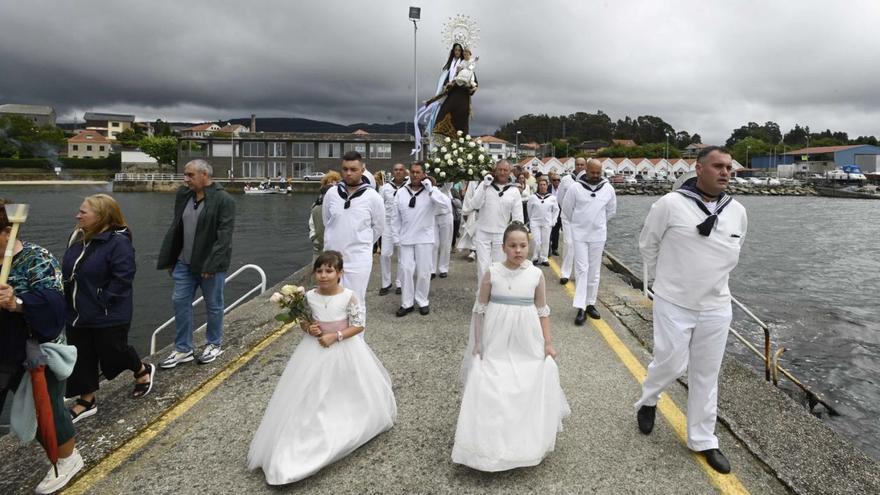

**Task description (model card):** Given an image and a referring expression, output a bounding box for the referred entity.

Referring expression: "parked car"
[623,176,638,184]
[303,172,326,181]
[610,175,625,184]
[732,177,750,185]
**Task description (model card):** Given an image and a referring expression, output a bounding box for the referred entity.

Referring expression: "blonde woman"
[62,194,154,423]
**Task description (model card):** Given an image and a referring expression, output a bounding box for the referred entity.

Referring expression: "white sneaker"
[159,350,194,369]
[197,344,222,364]
[34,448,84,494]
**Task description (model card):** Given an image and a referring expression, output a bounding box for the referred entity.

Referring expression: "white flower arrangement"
[428,133,494,181]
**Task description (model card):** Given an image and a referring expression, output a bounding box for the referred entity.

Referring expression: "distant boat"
[816,186,880,199]
[243,182,288,195]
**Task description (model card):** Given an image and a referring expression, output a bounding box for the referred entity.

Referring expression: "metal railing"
[114,173,184,181]
[628,255,838,415]
[150,264,267,354]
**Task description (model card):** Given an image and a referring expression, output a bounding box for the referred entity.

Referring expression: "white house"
[181,123,221,138]
[478,135,517,160]
[632,158,655,178]
[517,157,543,174]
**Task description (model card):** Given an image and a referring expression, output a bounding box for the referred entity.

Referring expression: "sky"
[2,0,879,144]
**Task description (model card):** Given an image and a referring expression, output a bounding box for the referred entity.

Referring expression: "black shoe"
[574,309,586,326]
[637,405,656,434]
[395,287,402,295]
[541,261,550,266]
[559,278,569,285]
[396,306,414,317]
[700,449,731,474]
[439,272,448,278]
[419,305,430,315]
[551,250,559,256]
[431,273,436,280]
[379,285,391,296]
[585,305,601,319]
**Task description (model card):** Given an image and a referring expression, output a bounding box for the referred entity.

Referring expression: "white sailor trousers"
[399,243,433,308]
[474,229,504,282]
[433,221,453,275]
[635,295,732,451]
[572,240,605,308]
[380,234,400,289]
[342,262,372,318]
[560,219,575,279]
[530,223,551,262]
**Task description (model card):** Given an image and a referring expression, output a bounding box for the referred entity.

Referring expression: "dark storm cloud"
[2,0,879,142]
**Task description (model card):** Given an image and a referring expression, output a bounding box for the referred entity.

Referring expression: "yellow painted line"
[548,258,749,495]
[64,322,296,494]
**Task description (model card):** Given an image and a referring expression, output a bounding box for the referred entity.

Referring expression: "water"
[1,186,878,461]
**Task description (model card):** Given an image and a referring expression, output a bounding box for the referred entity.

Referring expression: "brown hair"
[320,170,342,187]
[81,194,128,241]
[313,250,344,273]
[502,221,530,244]
[0,198,11,231]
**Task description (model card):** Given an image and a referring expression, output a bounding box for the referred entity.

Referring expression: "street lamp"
[664,131,671,159]
[409,7,421,158]
[746,145,751,171]
[515,130,522,159]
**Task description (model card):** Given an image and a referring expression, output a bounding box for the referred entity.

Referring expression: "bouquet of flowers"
[428,131,494,182]
[270,284,313,324]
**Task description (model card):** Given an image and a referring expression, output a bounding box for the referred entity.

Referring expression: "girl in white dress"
[247,251,397,485]
[452,222,570,471]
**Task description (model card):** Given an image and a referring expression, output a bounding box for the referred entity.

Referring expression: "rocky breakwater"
[613,183,818,196]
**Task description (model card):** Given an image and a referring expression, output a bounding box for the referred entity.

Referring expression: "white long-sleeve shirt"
[527,193,559,227]
[561,178,617,243]
[433,190,454,227]
[639,192,748,311]
[380,180,407,221]
[390,184,445,246]
[322,183,384,266]
[470,180,524,234]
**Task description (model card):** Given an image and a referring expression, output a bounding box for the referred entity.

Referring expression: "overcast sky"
[2,0,879,144]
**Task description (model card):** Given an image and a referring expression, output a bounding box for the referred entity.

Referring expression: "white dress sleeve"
[346,291,366,328]
[534,271,550,317]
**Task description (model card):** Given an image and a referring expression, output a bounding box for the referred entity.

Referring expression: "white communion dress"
[452,261,570,471]
[247,288,397,485]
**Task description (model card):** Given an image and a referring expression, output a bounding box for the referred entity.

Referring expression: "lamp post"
[515,130,522,159]
[664,132,670,159]
[409,7,421,158]
[746,145,751,172]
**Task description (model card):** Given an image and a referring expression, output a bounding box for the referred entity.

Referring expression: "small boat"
[244,182,286,195]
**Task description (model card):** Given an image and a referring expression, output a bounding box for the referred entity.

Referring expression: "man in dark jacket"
[156,159,236,368]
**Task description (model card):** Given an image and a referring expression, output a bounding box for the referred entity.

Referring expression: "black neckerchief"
[404,185,426,207]
[578,178,607,197]
[536,192,552,203]
[338,183,371,209]
[491,183,516,197]
[675,177,733,236]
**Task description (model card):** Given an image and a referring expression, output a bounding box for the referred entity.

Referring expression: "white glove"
[421,178,433,192]
[483,175,494,186]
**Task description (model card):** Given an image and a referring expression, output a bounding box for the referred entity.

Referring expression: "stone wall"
[613,183,817,196]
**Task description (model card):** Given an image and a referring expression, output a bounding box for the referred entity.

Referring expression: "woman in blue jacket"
[62,194,154,423]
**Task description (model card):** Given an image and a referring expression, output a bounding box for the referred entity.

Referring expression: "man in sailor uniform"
[634,146,747,474]
[390,162,445,316]
[527,176,559,266]
[555,157,589,285]
[561,158,616,325]
[469,160,524,280]
[379,163,409,296]
[322,151,385,309]
[431,179,454,279]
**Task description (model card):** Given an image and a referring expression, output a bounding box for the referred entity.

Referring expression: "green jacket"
[156,183,236,274]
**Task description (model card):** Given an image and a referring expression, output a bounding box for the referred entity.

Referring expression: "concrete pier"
[1,252,877,494]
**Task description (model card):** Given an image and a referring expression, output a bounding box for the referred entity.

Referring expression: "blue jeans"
[172,262,226,353]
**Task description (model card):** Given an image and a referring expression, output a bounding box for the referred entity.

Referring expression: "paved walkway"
[54,252,787,495]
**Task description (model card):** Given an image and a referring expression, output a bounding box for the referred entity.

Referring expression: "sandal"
[132,363,156,399]
[69,397,97,424]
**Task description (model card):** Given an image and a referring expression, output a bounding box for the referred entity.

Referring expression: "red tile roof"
[68,130,111,144]
[612,139,636,147]
[353,129,370,135]
[184,123,219,132]
[783,145,861,155]
[479,135,511,144]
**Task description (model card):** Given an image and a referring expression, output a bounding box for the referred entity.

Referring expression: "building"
[0,104,56,126]
[121,150,159,170]
[219,123,249,136]
[180,123,222,138]
[574,140,610,153]
[68,130,111,158]
[83,112,135,140]
[682,142,709,158]
[752,144,880,175]
[611,139,637,148]
[519,142,538,157]
[478,135,516,160]
[177,130,414,179]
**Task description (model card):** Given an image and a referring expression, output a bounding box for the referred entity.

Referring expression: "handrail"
[150,264,267,354]
[634,256,837,414]
[114,173,184,181]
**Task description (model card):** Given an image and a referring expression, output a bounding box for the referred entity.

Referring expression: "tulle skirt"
[247,334,397,484]
[453,303,570,471]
